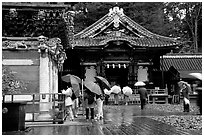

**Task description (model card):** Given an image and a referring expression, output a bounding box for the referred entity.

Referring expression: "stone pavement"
[3,105,202,135]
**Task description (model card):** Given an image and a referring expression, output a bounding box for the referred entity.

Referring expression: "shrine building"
[63,7,182,90]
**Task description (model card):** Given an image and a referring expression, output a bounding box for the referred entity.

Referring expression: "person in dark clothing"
[84,89,96,121]
[138,85,148,110]
[179,81,191,112]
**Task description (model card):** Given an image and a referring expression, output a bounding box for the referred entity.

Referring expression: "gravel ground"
[146,104,202,132]
[146,103,200,114]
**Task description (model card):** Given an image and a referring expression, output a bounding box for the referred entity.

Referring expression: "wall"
[2,50,40,94]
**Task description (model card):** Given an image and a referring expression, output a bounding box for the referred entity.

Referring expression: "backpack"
[87,93,95,104]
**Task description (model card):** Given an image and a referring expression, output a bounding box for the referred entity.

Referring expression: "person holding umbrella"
[178,81,191,112]
[104,88,112,105]
[62,85,74,121]
[122,86,133,105]
[84,81,101,121]
[61,74,81,118]
[94,76,111,119]
[135,81,148,110]
[111,83,121,105]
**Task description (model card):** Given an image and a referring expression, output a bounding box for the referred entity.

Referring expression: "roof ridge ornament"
[108,7,124,16]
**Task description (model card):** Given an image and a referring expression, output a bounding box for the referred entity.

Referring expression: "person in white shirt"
[62,86,74,121]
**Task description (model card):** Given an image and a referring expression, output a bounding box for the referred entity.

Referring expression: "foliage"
[2,2,202,53]
[164,2,202,53]
[73,2,202,53]
[2,66,27,94]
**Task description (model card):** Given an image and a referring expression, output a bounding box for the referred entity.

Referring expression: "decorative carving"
[37,10,46,20]
[37,35,48,53]
[63,10,75,47]
[9,8,17,18]
[57,51,67,71]
[113,15,120,28]
[108,7,124,16]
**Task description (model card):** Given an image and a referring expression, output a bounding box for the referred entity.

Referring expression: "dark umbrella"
[61,74,81,96]
[84,81,102,95]
[94,76,111,90]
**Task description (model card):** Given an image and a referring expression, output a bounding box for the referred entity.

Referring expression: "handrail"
[2,93,66,124]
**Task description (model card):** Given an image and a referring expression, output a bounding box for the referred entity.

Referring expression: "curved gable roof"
[73,7,181,48]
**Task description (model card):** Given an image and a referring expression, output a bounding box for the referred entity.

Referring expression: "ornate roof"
[73,7,181,48]
[161,54,202,72]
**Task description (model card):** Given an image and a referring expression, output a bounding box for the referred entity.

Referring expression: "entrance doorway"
[105,67,128,88]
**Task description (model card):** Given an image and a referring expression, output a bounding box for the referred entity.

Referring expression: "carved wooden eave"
[2,36,67,71]
[73,7,182,50]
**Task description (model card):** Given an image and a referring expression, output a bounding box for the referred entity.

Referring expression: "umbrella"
[188,73,202,80]
[61,74,81,96]
[178,81,191,88]
[84,81,102,95]
[95,76,111,90]
[122,86,133,96]
[104,88,112,95]
[111,85,121,94]
[61,74,81,84]
[134,81,146,86]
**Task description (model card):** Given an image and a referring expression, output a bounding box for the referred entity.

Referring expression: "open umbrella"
[134,81,146,86]
[84,81,102,95]
[104,88,112,95]
[95,76,111,90]
[62,74,81,84]
[61,74,81,96]
[188,73,202,80]
[122,86,133,96]
[111,85,121,94]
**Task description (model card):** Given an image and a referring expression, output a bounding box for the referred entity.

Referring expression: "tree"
[2,66,27,94]
[164,2,202,53]
[73,2,181,38]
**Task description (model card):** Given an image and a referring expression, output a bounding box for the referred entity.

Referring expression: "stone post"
[37,35,52,120]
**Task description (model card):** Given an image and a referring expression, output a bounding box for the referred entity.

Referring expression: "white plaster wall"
[84,66,96,82]
[137,66,148,82]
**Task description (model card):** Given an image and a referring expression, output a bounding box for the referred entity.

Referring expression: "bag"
[184,97,190,105]
[71,92,77,100]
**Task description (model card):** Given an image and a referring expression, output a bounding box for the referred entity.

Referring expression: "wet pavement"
[3,105,202,135]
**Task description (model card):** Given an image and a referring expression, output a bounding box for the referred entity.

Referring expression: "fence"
[2,93,66,124]
[107,89,168,104]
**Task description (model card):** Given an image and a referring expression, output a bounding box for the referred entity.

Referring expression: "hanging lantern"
[112,64,115,68]
[118,64,121,68]
[107,64,110,68]
[123,64,126,68]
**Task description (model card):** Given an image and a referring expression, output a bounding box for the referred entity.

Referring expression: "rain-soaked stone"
[3,104,202,135]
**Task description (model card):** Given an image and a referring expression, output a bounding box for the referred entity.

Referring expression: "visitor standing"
[62,86,74,121]
[84,89,96,121]
[178,81,191,112]
[96,93,105,120]
[111,84,121,105]
[71,90,79,118]
[122,86,133,105]
[138,83,148,110]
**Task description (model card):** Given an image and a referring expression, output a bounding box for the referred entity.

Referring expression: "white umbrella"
[188,73,202,80]
[111,85,121,94]
[104,88,112,95]
[122,86,133,96]
[134,81,146,86]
